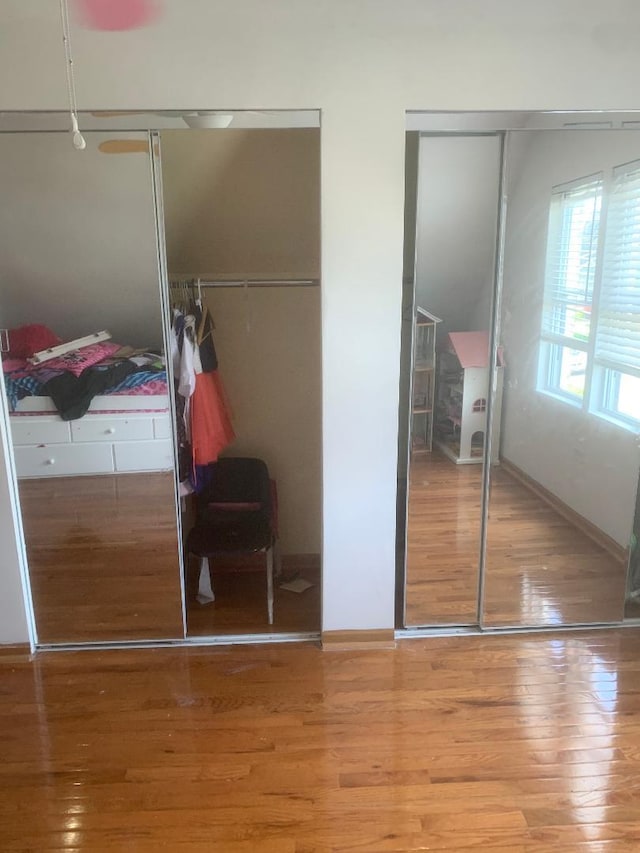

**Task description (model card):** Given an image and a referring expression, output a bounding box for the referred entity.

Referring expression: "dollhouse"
[434,330,504,464]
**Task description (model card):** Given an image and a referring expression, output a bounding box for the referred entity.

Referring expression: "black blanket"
[41,360,139,421]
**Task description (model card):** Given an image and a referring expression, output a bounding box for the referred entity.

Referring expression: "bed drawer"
[113,439,174,472]
[10,417,71,446]
[153,415,171,439]
[71,416,154,443]
[14,443,115,478]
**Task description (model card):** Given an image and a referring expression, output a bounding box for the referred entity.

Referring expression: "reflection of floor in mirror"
[405,452,482,625]
[405,451,627,627]
[20,473,185,644]
[185,556,321,636]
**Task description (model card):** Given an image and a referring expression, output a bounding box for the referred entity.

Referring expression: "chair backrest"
[199,458,271,521]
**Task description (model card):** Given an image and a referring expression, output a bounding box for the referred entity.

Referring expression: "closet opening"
[159,114,322,639]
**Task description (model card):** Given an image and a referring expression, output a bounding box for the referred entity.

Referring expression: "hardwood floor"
[19,474,319,645]
[2,630,640,850]
[484,466,626,627]
[405,452,628,628]
[186,556,321,636]
[19,474,184,644]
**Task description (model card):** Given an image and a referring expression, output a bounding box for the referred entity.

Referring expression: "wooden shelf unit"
[410,307,441,455]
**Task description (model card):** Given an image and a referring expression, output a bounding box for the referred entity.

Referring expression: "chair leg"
[266,546,274,625]
[274,537,283,578]
[197,556,215,604]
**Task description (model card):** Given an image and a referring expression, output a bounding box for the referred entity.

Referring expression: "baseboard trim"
[501,459,629,565]
[321,629,396,651]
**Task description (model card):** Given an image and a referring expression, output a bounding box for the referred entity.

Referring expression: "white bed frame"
[10,395,173,478]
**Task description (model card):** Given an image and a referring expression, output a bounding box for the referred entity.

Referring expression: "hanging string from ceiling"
[59,0,86,150]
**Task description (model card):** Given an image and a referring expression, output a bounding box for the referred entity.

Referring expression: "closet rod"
[170,279,319,289]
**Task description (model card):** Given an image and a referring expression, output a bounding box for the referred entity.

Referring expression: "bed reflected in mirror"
[0,131,184,643]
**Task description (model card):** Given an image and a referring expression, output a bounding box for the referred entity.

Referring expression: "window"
[539,161,640,429]
[472,398,487,413]
[540,175,602,402]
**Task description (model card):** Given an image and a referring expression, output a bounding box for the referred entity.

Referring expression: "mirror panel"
[0,131,184,643]
[404,134,501,626]
[483,129,639,627]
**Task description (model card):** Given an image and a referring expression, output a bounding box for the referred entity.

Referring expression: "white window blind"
[542,175,603,345]
[595,160,640,378]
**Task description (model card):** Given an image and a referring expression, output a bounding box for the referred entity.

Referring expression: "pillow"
[7,324,61,359]
[1,357,28,374]
[43,341,121,377]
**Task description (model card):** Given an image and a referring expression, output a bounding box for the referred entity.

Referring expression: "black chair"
[187,457,278,624]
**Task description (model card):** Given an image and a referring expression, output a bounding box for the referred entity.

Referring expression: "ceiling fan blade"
[90,111,150,117]
[98,139,152,154]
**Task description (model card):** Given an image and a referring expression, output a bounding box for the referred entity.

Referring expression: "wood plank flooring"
[405,453,628,628]
[405,452,482,625]
[19,474,185,644]
[2,630,640,850]
[484,466,626,627]
[186,557,321,636]
[19,474,320,644]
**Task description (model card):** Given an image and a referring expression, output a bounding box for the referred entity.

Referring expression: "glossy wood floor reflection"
[405,453,626,628]
[484,467,626,627]
[20,474,184,644]
[3,631,640,850]
[405,453,483,625]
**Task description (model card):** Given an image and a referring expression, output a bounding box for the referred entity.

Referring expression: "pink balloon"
[75,0,161,31]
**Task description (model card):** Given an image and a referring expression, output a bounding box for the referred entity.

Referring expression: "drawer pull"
[45,458,55,465]
[106,427,116,434]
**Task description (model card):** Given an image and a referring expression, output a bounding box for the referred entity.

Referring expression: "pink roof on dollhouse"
[446,331,504,368]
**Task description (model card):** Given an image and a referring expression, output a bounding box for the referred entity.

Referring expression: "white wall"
[0,132,163,348]
[500,130,640,545]
[2,1,640,640]
[162,129,320,278]
[415,136,501,340]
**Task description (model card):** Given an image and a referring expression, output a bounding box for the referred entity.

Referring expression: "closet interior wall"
[160,126,322,636]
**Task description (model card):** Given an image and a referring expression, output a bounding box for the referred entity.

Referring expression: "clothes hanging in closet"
[171,296,234,493]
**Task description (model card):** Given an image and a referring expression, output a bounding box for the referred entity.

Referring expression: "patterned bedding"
[3,350,168,420]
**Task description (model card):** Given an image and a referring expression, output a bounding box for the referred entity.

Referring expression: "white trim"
[149,130,188,640]
[0,351,37,652]
[36,631,320,653]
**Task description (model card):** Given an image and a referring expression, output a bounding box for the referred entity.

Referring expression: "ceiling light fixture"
[182,112,234,129]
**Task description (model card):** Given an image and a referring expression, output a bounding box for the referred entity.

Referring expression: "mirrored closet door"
[402,113,640,632]
[0,130,184,644]
[403,133,502,626]
[483,128,640,628]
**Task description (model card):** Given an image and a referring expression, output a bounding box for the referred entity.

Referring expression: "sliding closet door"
[0,131,184,643]
[482,129,639,628]
[403,134,502,626]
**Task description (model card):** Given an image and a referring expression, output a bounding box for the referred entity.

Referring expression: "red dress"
[190,371,235,466]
